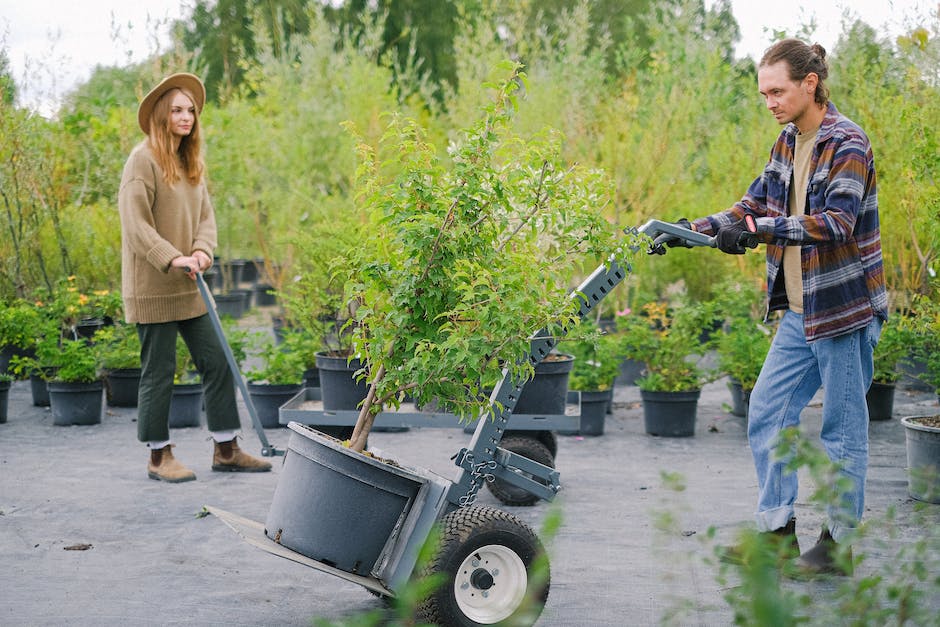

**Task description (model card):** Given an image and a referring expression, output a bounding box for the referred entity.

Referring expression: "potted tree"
[244,331,305,429]
[900,414,940,503]
[263,65,628,620]
[619,300,719,436]
[906,296,940,399]
[564,320,624,436]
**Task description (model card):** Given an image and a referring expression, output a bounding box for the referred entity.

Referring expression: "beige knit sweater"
[118,142,217,324]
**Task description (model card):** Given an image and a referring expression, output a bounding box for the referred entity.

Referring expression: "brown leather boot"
[148,445,196,483]
[720,517,800,566]
[794,528,853,577]
[212,437,272,473]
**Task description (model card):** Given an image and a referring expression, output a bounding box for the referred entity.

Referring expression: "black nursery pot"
[514,354,574,416]
[640,389,700,437]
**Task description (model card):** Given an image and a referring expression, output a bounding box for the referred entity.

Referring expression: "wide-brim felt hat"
[137,72,206,134]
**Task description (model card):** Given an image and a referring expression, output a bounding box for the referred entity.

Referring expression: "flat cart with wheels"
[207,220,717,626]
[278,388,578,507]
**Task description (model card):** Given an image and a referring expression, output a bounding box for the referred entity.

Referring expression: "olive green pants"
[136,314,241,442]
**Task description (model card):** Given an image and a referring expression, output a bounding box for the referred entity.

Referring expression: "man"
[668,38,887,575]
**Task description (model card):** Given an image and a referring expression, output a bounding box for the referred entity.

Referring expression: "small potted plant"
[619,299,719,436]
[44,276,118,340]
[169,335,202,428]
[44,334,105,426]
[277,219,362,412]
[245,331,306,428]
[565,320,624,436]
[708,279,771,417]
[899,413,940,503]
[1,298,46,374]
[96,323,142,407]
[866,316,910,421]
[7,318,59,407]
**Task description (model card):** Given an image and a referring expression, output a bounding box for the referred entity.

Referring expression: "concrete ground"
[2,359,939,626]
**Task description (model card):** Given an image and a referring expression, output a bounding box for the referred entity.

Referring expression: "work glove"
[715,216,759,255]
[649,219,694,255]
[665,218,695,248]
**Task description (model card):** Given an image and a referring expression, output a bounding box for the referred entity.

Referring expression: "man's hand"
[665,218,695,248]
[650,218,695,254]
[715,217,759,255]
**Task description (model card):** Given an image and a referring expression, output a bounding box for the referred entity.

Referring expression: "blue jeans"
[747,310,881,542]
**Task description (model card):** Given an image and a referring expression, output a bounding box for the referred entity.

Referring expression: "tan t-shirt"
[783,125,819,313]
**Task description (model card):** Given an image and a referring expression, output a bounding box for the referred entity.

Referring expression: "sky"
[1,0,937,116]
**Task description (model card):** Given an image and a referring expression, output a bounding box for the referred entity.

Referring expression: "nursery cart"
[206,220,718,626]
[279,387,579,507]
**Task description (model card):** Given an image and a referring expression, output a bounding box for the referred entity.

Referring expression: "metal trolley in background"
[206,220,717,626]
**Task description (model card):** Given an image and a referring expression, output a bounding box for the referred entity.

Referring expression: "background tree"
[0,50,16,106]
[180,0,313,103]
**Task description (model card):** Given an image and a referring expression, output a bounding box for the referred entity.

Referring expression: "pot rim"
[900,415,940,433]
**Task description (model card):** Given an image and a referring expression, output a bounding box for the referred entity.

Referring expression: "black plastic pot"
[105,368,141,407]
[615,357,644,386]
[315,352,367,411]
[48,380,104,426]
[302,367,320,389]
[264,423,428,574]
[213,292,246,319]
[254,283,277,307]
[866,381,895,421]
[220,258,247,287]
[247,382,302,428]
[0,378,10,423]
[640,388,700,437]
[727,378,750,418]
[514,354,574,416]
[578,389,612,436]
[169,382,202,428]
[29,369,54,407]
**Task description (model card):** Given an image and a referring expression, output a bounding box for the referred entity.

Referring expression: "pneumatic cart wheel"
[486,435,554,506]
[417,506,549,626]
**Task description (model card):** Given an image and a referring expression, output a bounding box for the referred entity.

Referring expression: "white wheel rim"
[453,543,528,624]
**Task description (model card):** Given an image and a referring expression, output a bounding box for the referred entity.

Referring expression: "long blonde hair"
[146,87,205,187]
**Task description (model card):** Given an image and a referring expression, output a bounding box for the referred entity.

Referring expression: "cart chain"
[457,452,499,507]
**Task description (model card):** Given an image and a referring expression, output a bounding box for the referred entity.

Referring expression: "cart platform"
[279,387,582,431]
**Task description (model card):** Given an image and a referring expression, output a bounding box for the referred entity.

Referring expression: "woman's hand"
[192,250,212,271]
[170,255,201,280]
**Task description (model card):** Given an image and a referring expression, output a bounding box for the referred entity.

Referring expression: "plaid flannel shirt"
[692,102,887,342]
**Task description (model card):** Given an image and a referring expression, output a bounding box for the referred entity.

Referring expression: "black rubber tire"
[417,506,549,626]
[503,429,557,458]
[486,436,554,507]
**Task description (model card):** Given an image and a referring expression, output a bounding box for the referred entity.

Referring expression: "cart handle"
[637,219,715,251]
[185,267,284,457]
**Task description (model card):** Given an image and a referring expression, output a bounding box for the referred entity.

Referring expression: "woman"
[118,73,270,482]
